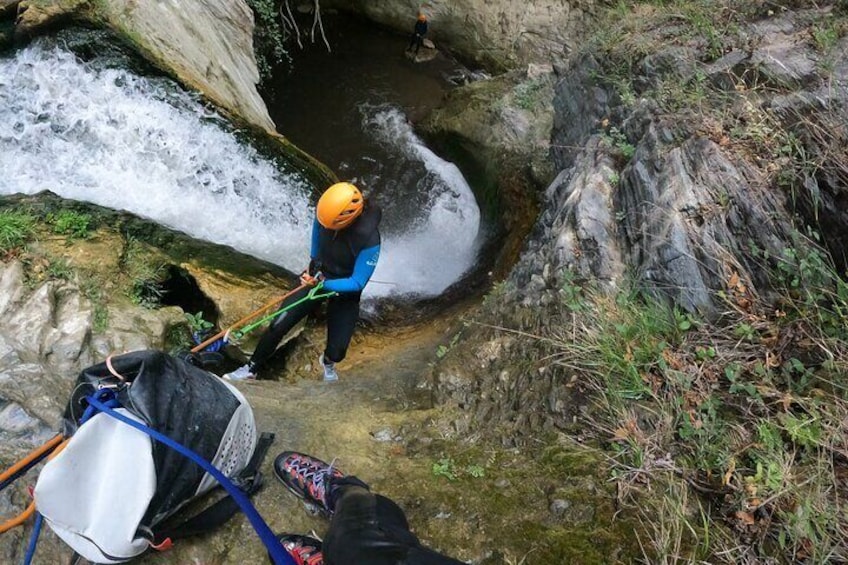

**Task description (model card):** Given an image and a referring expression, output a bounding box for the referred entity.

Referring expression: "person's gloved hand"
[300,269,322,287]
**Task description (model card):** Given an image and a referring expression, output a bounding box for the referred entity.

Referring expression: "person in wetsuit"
[406,13,428,56]
[223,182,381,382]
[272,451,467,565]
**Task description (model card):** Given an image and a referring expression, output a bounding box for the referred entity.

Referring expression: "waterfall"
[361,108,481,298]
[0,41,480,298]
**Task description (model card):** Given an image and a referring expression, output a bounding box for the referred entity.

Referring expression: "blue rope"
[193,332,225,352]
[79,392,120,425]
[83,395,294,565]
[22,511,43,565]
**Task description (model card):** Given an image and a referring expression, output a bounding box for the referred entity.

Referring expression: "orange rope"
[0,436,69,534]
[191,284,306,353]
[47,440,69,461]
[0,434,63,485]
[0,501,35,534]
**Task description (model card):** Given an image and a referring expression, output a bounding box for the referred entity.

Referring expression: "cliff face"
[324,0,599,69]
[434,3,848,438]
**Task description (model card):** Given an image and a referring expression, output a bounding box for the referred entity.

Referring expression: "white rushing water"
[0,42,480,298]
[361,108,480,298]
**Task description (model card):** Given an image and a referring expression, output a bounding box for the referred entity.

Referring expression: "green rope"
[230,283,337,340]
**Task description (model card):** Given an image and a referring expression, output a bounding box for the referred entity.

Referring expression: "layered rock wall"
[433,6,847,440]
[324,0,599,69]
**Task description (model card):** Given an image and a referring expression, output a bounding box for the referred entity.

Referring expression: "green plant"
[732,322,757,342]
[185,311,214,333]
[0,210,36,253]
[78,271,109,333]
[725,363,761,402]
[609,171,621,186]
[47,257,74,280]
[512,78,547,111]
[782,357,814,394]
[812,23,839,53]
[683,3,725,61]
[246,0,289,80]
[166,324,194,353]
[674,310,697,332]
[560,269,586,312]
[48,210,92,239]
[436,331,463,359]
[122,238,167,308]
[465,464,486,478]
[432,458,458,481]
[601,127,636,160]
[694,345,715,362]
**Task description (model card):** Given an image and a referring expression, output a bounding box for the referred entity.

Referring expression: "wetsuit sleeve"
[323,244,380,294]
[310,218,320,259]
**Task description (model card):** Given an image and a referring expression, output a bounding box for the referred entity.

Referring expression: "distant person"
[406,13,428,56]
[223,182,381,383]
[273,451,467,564]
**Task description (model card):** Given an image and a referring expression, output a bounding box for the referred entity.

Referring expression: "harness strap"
[84,395,294,565]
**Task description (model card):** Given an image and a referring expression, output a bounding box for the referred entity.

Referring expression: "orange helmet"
[418,13,427,21]
[316,182,364,230]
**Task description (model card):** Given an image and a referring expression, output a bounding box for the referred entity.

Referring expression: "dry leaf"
[612,427,630,441]
[765,351,781,368]
[761,335,778,348]
[723,458,736,486]
[728,272,740,289]
[735,510,756,525]
[663,349,684,370]
[781,393,793,411]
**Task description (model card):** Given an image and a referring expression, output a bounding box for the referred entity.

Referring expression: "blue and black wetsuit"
[249,204,382,369]
[407,19,428,54]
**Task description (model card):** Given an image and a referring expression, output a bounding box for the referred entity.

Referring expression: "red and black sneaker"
[276,533,324,565]
[274,451,345,516]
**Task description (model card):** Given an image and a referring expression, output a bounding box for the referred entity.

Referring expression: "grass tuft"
[0,210,36,255]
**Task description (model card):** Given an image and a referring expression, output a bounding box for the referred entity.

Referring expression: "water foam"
[0,42,312,270]
[0,42,480,298]
[361,108,481,298]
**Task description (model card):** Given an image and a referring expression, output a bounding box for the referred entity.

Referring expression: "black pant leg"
[249,287,317,368]
[324,482,466,565]
[323,294,361,363]
[324,485,408,565]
